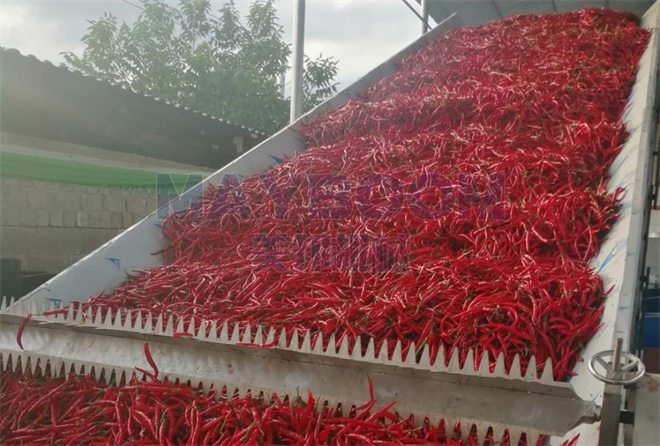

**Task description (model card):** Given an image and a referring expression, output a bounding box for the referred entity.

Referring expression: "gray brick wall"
[648,210,660,283]
[0,178,159,273]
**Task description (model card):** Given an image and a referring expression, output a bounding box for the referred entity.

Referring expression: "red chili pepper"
[64,8,651,387]
[41,309,69,317]
[144,342,159,379]
[136,342,159,381]
[16,313,32,351]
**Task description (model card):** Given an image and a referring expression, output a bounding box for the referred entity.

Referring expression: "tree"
[63,0,339,134]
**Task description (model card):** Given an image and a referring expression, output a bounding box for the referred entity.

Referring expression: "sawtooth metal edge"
[0,351,545,446]
[0,305,597,442]
[0,299,560,383]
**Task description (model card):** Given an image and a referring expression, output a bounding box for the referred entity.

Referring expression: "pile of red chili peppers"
[1,366,581,446]
[79,9,650,381]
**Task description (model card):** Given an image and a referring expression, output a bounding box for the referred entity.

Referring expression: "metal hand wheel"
[588,350,645,385]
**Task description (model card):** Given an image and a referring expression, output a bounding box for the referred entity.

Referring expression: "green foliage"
[63,0,339,133]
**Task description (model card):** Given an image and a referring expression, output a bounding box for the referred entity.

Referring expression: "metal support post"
[421,0,430,34]
[290,0,305,123]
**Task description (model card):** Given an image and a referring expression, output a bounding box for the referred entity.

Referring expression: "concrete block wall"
[0,177,159,273]
[647,209,660,286]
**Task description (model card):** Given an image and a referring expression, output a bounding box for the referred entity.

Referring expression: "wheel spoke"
[622,360,639,372]
[596,356,610,370]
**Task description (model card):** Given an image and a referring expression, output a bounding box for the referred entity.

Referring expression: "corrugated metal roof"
[0,48,266,137]
[423,0,653,26]
[0,47,266,169]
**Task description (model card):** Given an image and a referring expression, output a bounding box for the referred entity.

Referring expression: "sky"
[0,0,429,87]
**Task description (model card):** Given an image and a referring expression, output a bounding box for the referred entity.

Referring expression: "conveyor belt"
[3,3,660,443]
